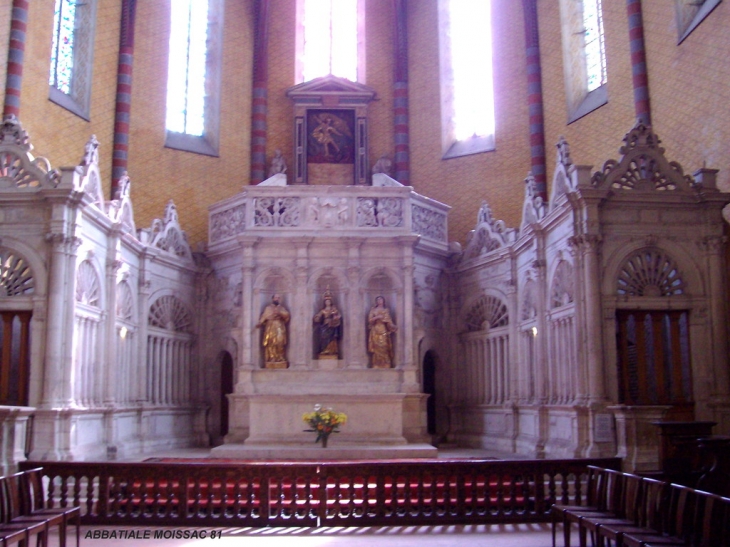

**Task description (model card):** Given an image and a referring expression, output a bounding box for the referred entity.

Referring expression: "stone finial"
[1,115,30,149]
[556,136,573,169]
[81,135,100,166]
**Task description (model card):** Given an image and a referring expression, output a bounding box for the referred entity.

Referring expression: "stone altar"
[206,179,450,458]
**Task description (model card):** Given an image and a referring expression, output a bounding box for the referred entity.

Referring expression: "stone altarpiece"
[205,78,449,457]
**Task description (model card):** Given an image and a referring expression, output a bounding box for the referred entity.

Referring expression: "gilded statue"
[256,294,290,368]
[313,289,342,358]
[367,296,397,368]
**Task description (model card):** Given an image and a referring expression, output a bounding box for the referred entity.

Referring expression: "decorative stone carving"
[268,149,287,177]
[520,172,546,231]
[356,198,378,227]
[143,201,193,261]
[75,261,101,307]
[0,250,34,296]
[412,204,447,242]
[254,197,301,227]
[591,120,695,192]
[372,155,393,176]
[463,201,515,261]
[307,197,349,227]
[520,279,538,321]
[210,204,246,243]
[465,295,509,332]
[616,248,685,297]
[148,295,193,332]
[0,115,59,189]
[108,172,136,236]
[116,281,135,321]
[550,260,574,308]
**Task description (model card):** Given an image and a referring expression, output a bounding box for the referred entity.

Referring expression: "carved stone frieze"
[412,204,446,242]
[462,201,515,262]
[254,197,301,227]
[210,204,246,242]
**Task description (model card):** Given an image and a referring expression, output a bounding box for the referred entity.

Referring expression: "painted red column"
[111,0,137,197]
[521,0,547,200]
[392,0,410,184]
[3,0,29,118]
[250,0,270,184]
[627,0,651,125]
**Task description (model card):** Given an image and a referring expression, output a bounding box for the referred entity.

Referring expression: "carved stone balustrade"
[208,185,450,252]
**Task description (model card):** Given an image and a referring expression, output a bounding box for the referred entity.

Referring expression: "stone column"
[250,0,270,184]
[2,0,28,117]
[103,250,123,405]
[626,0,651,125]
[392,0,410,183]
[576,235,606,402]
[292,237,311,368]
[42,234,80,407]
[399,236,418,392]
[702,235,730,398]
[239,237,259,371]
[111,0,138,190]
[521,0,547,199]
[345,238,364,368]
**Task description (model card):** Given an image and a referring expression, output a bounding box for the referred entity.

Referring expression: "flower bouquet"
[302,404,347,448]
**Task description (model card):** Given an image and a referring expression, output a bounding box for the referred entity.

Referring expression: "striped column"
[522,0,547,200]
[111,0,137,197]
[627,0,651,125]
[250,0,270,184]
[392,0,410,184]
[3,0,29,118]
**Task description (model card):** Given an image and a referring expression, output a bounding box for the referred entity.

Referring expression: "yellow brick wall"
[408,0,531,243]
[11,0,120,197]
[641,0,730,191]
[127,0,254,245]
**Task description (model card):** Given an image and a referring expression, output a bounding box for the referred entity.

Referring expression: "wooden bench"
[0,469,80,547]
[552,465,730,547]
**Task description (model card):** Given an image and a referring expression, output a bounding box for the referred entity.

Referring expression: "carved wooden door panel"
[616,310,694,421]
[0,311,31,406]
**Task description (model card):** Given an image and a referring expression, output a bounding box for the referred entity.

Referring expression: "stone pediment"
[286,75,376,106]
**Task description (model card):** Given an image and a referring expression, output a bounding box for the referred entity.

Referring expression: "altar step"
[209,442,438,460]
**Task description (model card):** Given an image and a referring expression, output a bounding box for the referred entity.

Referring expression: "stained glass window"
[583,0,607,92]
[438,0,495,158]
[49,0,77,94]
[165,0,222,156]
[449,0,495,141]
[166,0,209,136]
[299,0,360,83]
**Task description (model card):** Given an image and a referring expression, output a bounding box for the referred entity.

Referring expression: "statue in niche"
[313,289,342,359]
[367,296,398,368]
[268,149,287,177]
[256,294,290,368]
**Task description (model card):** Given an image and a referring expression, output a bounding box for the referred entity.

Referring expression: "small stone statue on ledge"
[368,296,397,368]
[372,154,393,177]
[313,289,342,359]
[268,149,287,177]
[257,293,290,368]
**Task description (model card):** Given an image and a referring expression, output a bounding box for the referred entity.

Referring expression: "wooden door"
[616,310,693,421]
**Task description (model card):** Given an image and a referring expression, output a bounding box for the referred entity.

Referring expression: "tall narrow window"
[439,0,495,159]
[165,0,223,156]
[48,0,98,119]
[559,0,608,123]
[296,0,364,83]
